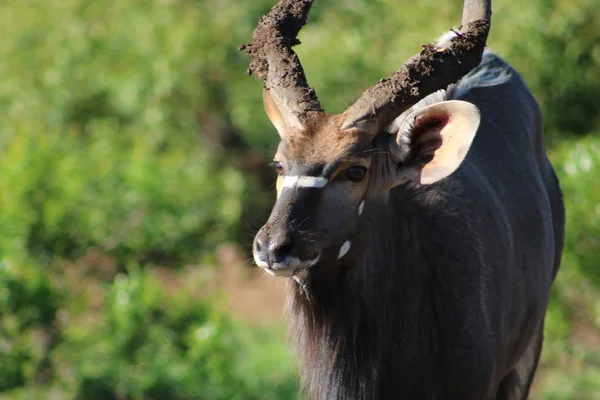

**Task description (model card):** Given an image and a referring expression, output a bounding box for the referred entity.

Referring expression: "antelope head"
[244,0,491,277]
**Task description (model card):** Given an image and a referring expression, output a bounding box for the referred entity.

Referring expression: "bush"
[490,0,600,139]
[0,258,61,391]
[0,121,245,262]
[0,260,299,399]
[533,136,600,398]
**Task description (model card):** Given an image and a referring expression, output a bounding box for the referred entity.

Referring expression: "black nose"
[253,228,294,266]
[268,230,293,264]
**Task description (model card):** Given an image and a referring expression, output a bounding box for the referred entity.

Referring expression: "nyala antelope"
[244,0,564,398]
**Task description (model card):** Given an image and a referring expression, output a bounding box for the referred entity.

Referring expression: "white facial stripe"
[338,241,351,259]
[358,200,365,216]
[297,176,328,188]
[281,176,298,188]
[281,175,328,189]
[282,175,299,188]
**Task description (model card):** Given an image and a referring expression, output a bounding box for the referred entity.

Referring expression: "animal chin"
[261,256,320,278]
[264,267,296,277]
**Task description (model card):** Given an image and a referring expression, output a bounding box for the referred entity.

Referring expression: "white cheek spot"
[358,200,365,216]
[338,240,351,259]
[281,175,328,189]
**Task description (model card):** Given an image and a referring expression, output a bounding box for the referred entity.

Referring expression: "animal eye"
[346,166,367,182]
[273,161,284,176]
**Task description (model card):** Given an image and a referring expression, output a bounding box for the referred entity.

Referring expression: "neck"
[287,191,454,399]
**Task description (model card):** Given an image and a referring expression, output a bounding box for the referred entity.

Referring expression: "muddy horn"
[241,0,324,128]
[341,0,492,135]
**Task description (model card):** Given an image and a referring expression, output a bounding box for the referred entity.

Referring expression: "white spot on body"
[338,241,351,259]
[358,200,365,215]
[281,175,328,189]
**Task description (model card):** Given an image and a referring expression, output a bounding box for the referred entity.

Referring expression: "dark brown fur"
[280,54,564,400]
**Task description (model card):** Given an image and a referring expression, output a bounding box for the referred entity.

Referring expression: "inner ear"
[390,100,480,185]
[407,115,448,162]
[263,89,304,137]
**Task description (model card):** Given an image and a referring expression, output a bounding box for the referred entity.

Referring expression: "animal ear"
[390,100,480,185]
[263,89,304,137]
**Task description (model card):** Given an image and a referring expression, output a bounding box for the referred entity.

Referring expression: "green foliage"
[532,137,600,399]
[51,268,294,400]
[0,260,298,399]
[490,0,600,139]
[0,0,599,398]
[0,259,61,391]
[0,122,244,262]
[0,0,254,262]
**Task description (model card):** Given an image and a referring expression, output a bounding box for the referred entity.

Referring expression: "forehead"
[277,115,372,165]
